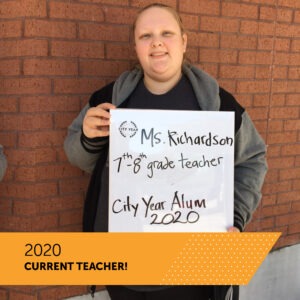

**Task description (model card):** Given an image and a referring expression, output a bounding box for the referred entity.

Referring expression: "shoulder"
[219,87,245,133]
[89,81,115,107]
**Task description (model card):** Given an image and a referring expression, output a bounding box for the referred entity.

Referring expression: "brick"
[79,0,128,4]
[292,201,300,212]
[288,223,300,235]
[255,66,272,79]
[280,168,300,180]
[274,53,300,65]
[276,212,300,226]
[261,204,291,217]
[222,3,258,19]
[200,16,239,33]
[278,0,300,8]
[35,164,82,180]
[31,214,59,230]
[19,130,65,147]
[8,291,37,300]
[0,132,17,147]
[0,59,20,76]
[253,94,269,107]
[54,112,78,129]
[267,157,295,169]
[270,94,285,106]
[291,39,300,51]
[247,107,268,121]
[277,8,293,22]
[179,0,219,15]
[51,41,104,58]
[243,0,276,4]
[13,200,39,216]
[0,114,53,131]
[288,67,300,79]
[58,177,89,195]
[276,23,300,38]
[273,66,288,79]
[239,51,273,65]
[131,0,175,8]
[49,1,104,21]
[281,144,300,155]
[0,20,22,38]
[0,0,46,18]
[262,194,277,206]
[23,59,78,76]
[237,81,270,93]
[0,78,51,95]
[269,107,299,119]
[39,195,83,213]
[181,14,199,31]
[20,96,81,112]
[0,182,58,199]
[38,286,87,300]
[0,215,32,231]
[80,60,130,77]
[267,131,297,144]
[219,65,255,79]
[197,63,218,78]
[217,80,236,93]
[262,164,279,183]
[0,198,12,214]
[268,120,283,132]
[284,120,300,131]
[0,39,48,57]
[59,209,82,226]
[54,78,105,95]
[240,20,275,36]
[199,49,238,64]
[260,6,276,20]
[295,11,300,23]
[272,80,300,93]
[7,148,57,166]
[263,180,292,194]
[185,32,219,47]
[79,23,130,42]
[274,38,290,51]
[0,98,18,112]
[257,37,273,50]
[104,6,137,24]
[266,145,281,157]
[220,35,257,50]
[0,288,8,299]
[25,19,76,39]
[286,94,300,106]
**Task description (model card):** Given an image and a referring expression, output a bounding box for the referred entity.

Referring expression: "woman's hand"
[227,226,240,232]
[83,103,116,138]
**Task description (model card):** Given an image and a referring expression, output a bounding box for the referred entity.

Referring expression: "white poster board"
[109,109,234,232]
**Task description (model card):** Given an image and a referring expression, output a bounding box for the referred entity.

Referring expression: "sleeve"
[0,145,7,181]
[63,103,108,174]
[233,111,268,231]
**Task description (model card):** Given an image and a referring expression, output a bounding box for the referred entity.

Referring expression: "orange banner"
[0,232,280,285]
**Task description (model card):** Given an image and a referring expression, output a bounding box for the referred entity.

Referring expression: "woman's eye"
[140,34,150,39]
[163,31,173,36]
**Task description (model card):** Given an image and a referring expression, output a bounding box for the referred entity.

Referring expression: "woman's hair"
[133,3,186,36]
[131,3,189,68]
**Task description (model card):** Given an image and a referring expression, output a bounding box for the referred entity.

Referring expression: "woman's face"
[134,7,187,85]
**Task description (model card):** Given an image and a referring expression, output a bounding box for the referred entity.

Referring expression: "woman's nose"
[151,39,163,48]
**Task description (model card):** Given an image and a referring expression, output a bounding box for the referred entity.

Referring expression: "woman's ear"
[182,33,187,53]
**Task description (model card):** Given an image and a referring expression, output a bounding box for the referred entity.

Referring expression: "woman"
[64,3,267,300]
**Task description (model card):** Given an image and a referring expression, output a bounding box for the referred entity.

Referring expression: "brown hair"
[133,3,186,36]
[131,3,189,68]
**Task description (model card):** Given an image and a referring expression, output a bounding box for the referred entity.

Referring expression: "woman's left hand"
[227,226,240,232]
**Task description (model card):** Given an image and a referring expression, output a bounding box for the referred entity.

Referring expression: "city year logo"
[119,121,138,138]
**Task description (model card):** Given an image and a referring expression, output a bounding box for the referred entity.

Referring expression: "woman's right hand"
[82,102,116,138]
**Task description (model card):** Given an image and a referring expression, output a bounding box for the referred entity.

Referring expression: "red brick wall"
[0,0,299,298]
